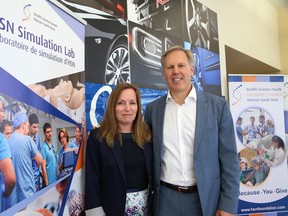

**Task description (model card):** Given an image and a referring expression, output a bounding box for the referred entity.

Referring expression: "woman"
[85,83,153,216]
[264,135,285,167]
[58,128,78,172]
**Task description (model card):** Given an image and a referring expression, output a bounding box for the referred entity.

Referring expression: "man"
[28,113,41,191]
[71,125,82,148]
[0,119,12,139]
[0,100,16,212]
[244,116,259,143]
[40,122,57,187]
[8,112,43,205]
[144,46,239,216]
[258,115,268,138]
[236,117,248,143]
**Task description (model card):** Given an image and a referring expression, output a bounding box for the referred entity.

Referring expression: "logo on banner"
[22,4,32,21]
[284,81,288,99]
[231,84,243,106]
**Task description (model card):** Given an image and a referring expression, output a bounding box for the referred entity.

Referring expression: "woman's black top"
[121,133,148,190]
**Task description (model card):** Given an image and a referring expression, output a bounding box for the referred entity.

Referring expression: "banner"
[0,1,85,215]
[228,75,288,215]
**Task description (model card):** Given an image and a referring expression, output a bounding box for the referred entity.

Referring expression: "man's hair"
[43,122,51,133]
[0,119,12,133]
[29,113,39,125]
[259,115,265,120]
[76,125,82,132]
[161,45,194,68]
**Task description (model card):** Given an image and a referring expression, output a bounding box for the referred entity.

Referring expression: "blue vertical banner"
[228,75,288,215]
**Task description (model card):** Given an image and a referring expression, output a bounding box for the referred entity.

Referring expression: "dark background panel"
[128,21,184,89]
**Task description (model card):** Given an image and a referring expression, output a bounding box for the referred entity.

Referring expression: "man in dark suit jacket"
[144,46,239,216]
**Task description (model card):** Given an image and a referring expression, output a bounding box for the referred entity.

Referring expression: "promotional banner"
[228,75,288,215]
[0,1,85,215]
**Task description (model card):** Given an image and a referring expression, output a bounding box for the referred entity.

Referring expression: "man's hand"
[216,210,235,216]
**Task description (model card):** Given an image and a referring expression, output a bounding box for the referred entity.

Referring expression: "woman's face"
[115,88,138,131]
[240,161,246,170]
[59,131,67,145]
[272,141,279,149]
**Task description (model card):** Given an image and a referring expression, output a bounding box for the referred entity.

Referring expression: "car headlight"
[132,26,162,67]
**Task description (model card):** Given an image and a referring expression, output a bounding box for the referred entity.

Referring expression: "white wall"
[279,8,288,73]
[198,0,281,96]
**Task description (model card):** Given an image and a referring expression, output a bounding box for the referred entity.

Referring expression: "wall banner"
[228,75,288,215]
[0,1,85,215]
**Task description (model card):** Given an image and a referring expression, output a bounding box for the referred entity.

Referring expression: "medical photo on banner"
[228,75,288,215]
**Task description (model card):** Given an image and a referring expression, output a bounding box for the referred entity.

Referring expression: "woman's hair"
[58,127,69,143]
[272,135,285,150]
[99,83,151,148]
[266,119,274,127]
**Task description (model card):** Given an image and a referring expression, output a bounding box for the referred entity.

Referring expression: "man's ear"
[162,70,165,80]
[191,65,194,77]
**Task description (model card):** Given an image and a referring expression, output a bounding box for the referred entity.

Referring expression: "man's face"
[3,124,12,139]
[29,123,39,136]
[0,101,4,123]
[44,127,52,142]
[162,50,194,95]
[75,127,81,139]
[253,163,260,170]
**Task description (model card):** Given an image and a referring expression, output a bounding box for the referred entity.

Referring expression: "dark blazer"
[144,90,239,216]
[85,128,153,216]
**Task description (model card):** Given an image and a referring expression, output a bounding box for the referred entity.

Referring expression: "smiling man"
[144,46,239,216]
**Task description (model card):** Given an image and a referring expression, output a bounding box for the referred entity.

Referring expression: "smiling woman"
[115,88,138,133]
[85,83,153,216]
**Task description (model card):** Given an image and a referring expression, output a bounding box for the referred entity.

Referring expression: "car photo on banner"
[128,0,219,54]
[57,0,127,19]
[128,0,183,40]
[57,0,130,85]
[188,43,222,96]
[129,21,183,89]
